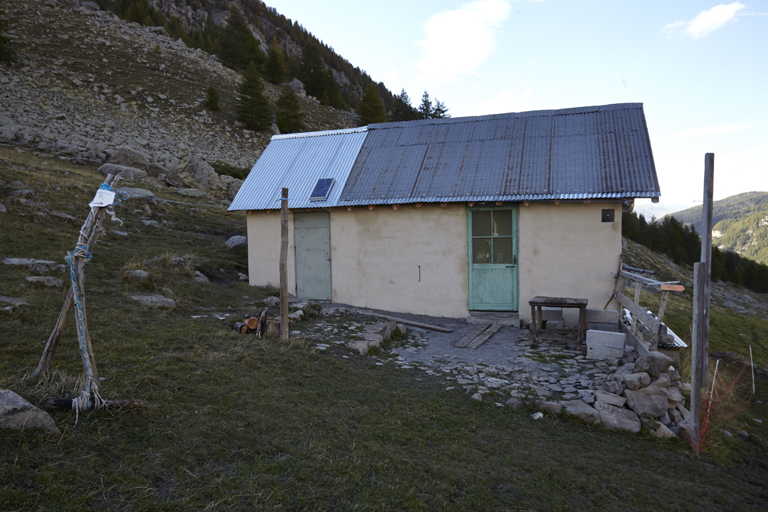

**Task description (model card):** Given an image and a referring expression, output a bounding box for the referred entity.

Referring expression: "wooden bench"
[529,296,588,348]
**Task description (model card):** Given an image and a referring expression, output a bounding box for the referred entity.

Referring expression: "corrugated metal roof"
[228,128,368,211]
[229,103,661,211]
[338,103,660,205]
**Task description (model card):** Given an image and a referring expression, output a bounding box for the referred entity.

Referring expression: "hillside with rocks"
[0,0,356,202]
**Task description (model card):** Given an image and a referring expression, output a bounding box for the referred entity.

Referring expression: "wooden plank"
[632,283,643,334]
[660,284,685,292]
[615,293,661,331]
[618,271,679,287]
[455,324,491,348]
[355,310,454,333]
[620,321,650,357]
[468,323,503,349]
[529,296,588,307]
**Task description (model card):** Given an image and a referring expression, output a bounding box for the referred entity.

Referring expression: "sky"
[264,0,767,217]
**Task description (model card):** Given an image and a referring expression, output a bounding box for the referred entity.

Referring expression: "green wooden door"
[467,207,518,311]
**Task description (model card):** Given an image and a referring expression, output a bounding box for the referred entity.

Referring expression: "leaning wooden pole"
[32,176,114,378]
[690,153,714,449]
[280,187,289,341]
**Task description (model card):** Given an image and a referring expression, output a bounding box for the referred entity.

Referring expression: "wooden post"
[280,187,289,341]
[631,282,642,334]
[690,153,714,449]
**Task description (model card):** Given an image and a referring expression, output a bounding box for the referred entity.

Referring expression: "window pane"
[494,238,514,264]
[472,211,492,236]
[493,210,512,236]
[473,238,492,264]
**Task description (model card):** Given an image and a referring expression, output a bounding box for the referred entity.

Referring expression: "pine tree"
[357,83,387,126]
[418,91,433,119]
[276,86,305,134]
[237,64,273,131]
[0,9,14,63]
[219,8,263,71]
[203,85,220,111]
[432,99,450,118]
[390,89,420,122]
[264,36,287,83]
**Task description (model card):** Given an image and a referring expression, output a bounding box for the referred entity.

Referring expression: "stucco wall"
[517,202,622,325]
[246,202,622,323]
[330,204,469,318]
[246,211,296,293]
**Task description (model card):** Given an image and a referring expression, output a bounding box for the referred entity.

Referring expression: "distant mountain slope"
[669,192,768,265]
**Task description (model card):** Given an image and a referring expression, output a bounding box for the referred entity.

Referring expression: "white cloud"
[664,2,745,39]
[674,123,753,138]
[414,0,512,83]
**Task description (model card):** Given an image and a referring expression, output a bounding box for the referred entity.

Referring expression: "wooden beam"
[554,200,560,205]
[620,321,650,357]
[523,201,529,206]
[632,282,642,334]
[468,202,474,207]
[615,293,661,332]
[280,188,289,341]
[353,310,454,333]
[415,202,422,208]
[346,206,352,211]
[584,199,591,204]
[440,202,447,208]
[495,201,502,206]
[660,284,685,292]
[368,205,374,210]
[619,270,680,287]
[392,204,399,210]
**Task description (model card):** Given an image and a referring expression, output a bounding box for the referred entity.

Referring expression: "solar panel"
[309,178,335,201]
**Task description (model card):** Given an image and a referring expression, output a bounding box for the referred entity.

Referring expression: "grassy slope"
[2,149,768,511]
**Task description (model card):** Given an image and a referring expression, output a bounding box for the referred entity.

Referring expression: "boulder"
[117,187,157,205]
[642,418,676,439]
[227,178,243,201]
[147,25,170,38]
[364,322,396,340]
[183,155,223,199]
[98,163,148,181]
[192,271,209,283]
[26,276,63,287]
[165,168,200,189]
[0,296,30,307]
[129,295,175,308]
[624,388,669,417]
[125,270,149,280]
[0,203,6,213]
[634,351,673,378]
[80,1,100,11]
[561,399,601,424]
[595,390,626,407]
[623,372,651,391]
[594,401,641,433]
[225,235,247,248]
[505,397,523,408]
[109,145,149,171]
[288,310,304,321]
[0,389,60,434]
[263,296,280,307]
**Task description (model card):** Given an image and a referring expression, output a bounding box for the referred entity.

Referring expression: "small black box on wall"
[602,209,615,222]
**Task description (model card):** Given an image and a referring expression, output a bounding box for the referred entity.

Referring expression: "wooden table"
[529,296,588,348]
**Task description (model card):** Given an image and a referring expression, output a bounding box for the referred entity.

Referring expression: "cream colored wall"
[246,211,296,293]
[517,202,622,325]
[330,204,469,318]
[245,202,621,323]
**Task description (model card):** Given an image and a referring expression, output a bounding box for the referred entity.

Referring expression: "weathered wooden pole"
[690,153,714,449]
[279,187,289,341]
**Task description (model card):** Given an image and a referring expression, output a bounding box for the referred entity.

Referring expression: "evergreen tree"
[432,99,450,118]
[390,89,420,122]
[418,91,433,119]
[276,86,305,134]
[0,9,14,63]
[357,83,387,126]
[237,64,273,131]
[219,8,263,71]
[264,36,287,83]
[203,85,220,111]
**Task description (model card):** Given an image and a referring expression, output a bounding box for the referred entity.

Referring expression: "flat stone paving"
[309,305,622,405]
